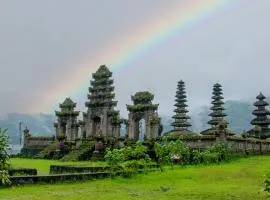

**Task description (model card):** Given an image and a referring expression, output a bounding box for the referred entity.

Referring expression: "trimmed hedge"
[6,164,160,186]
[10,172,111,185]
[50,165,122,174]
[50,164,160,174]
[8,168,37,176]
[20,148,44,157]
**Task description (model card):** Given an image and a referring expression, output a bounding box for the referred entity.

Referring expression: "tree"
[0,128,9,170]
[0,128,11,186]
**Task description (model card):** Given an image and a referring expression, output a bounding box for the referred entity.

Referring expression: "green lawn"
[1,156,270,200]
[8,158,106,175]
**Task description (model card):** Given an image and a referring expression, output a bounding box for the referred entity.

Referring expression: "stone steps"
[61,140,96,161]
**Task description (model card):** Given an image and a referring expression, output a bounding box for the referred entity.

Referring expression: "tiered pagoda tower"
[126,91,161,140]
[81,65,121,138]
[201,83,230,136]
[171,80,191,131]
[249,93,270,138]
[208,83,227,127]
[54,98,80,142]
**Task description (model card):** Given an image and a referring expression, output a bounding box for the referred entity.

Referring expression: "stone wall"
[21,136,55,156]
[226,138,270,154]
[174,135,270,154]
[24,137,54,148]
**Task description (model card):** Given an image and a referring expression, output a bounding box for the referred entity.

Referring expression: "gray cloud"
[0,0,270,118]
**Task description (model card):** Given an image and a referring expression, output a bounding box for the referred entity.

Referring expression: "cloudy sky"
[0,0,270,118]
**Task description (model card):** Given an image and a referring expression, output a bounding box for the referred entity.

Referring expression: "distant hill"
[161,115,202,133]
[198,100,253,133]
[0,113,56,145]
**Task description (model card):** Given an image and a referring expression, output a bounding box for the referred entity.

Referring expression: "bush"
[0,170,11,186]
[191,142,233,165]
[104,149,125,166]
[121,167,137,178]
[154,140,191,170]
[104,142,151,177]
[122,160,139,178]
[104,141,149,165]
[154,142,170,171]
[190,149,202,165]
[154,140,234,168]
[201,151,219,164]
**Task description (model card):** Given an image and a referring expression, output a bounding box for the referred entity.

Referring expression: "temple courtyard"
[1,155,270,200]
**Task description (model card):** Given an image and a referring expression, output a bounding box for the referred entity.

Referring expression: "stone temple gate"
[126,91,161,140]
[54,98,80,142]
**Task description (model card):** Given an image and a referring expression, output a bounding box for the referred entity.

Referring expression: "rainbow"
[31,0,239,113]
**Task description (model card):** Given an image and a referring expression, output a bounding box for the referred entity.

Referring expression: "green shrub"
[104,142,151,177]
[124,160,140,170]
[104,141,149,165]
[154,140,191,170]
[190,149,203,165]
[154,140,234,167]
[104,149,124,166]
[121,167,136,178]
[122,160,140,178]
[0,170,11,186]
[201,151,219,164]
[133,141,148,159]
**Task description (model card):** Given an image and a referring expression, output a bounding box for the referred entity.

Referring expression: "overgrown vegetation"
[154,140,234,170]
[104,140,235,177]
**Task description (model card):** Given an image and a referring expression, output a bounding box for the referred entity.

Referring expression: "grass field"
[1,156,270,200]
[8,158,106,175]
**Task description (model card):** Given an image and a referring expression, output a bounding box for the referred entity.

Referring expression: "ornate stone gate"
[126,91,161,140]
